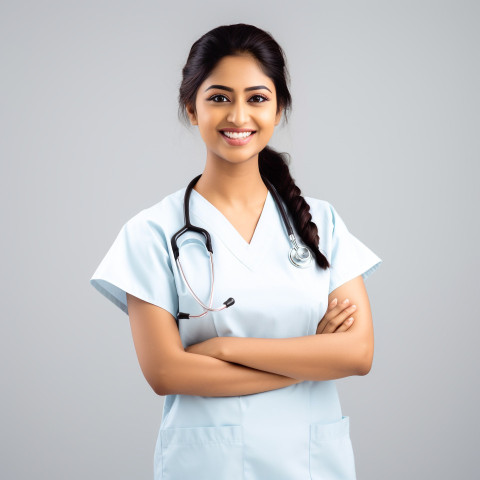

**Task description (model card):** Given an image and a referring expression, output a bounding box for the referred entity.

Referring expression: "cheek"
[257,108,278,129]
[195,103,216,125]
[196,112,219,139]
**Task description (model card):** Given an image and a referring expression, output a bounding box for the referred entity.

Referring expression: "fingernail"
[347,317,354,323]
[343,298,349,304]
[330,298,338,307]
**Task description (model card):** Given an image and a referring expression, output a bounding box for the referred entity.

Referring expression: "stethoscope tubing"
[171,174,312,323]
[176,249,230,316]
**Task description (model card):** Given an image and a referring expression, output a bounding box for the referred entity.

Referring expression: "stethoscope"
[171,173,313,323]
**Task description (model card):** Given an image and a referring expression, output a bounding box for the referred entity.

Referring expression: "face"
[186,54,283,165]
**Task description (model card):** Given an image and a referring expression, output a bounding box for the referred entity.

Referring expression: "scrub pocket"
[309,415,356,480]
[160,424,244,480]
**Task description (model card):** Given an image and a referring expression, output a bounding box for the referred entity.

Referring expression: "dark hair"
[178,23,330,270]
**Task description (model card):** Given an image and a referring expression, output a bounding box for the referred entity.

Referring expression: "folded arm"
[214,332,366,381]
[126,292,302,397]
[160,350,302,396]
[187,275,375,381]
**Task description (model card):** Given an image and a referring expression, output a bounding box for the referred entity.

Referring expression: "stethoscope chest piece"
[289,245,313,268]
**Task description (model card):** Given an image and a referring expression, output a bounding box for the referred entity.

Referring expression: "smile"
[222,131,253,138]
[219,130,256,146]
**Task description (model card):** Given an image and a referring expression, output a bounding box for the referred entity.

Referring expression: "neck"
[193,155,268,207]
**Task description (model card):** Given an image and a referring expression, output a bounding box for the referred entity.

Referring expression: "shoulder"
[124,186,185,231]
[302,195,343,257]
[303,195,335,227]
[120,187,186,248]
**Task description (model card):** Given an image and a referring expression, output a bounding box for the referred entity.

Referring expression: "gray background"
[1,1,478,478]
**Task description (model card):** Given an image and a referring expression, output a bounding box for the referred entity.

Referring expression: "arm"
[161,351,302,397]
[126,293,301,397]
[188,275,375,381]
[216,332,362,382]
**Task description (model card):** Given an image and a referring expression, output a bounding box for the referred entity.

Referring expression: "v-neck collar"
[189,187,275,271]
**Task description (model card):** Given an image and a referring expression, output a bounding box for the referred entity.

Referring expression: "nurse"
[90,23,383,480]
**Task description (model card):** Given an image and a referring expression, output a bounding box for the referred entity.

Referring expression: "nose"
[226,99,249,126]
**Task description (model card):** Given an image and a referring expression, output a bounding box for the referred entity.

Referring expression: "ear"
[186,103,198,126]
[274,106,283,126]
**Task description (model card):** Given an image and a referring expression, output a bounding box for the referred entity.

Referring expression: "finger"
[333,298,351,314]
[334,316,355,333]
[318,298,349,333]
[320,303,357,334]
[316,299,337,334]
[317,298,353,334]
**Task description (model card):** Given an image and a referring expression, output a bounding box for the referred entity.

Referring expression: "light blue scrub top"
[90,186,383,480]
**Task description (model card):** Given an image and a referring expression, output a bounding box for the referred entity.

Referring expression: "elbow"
[356,342,374,376]
[153,380,168,396]
[142,364,170,396]
[357,361,372,376]
[154,386,169,397]
[154,374,174,396]
[153,369,174,396]
[150,374,169,396]
[152,353,185,396]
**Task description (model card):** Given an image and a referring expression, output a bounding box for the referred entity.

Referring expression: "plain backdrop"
[1,1,479,479]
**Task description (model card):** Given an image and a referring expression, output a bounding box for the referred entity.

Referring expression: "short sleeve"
[328,202,383,295]
[89,213,179,318]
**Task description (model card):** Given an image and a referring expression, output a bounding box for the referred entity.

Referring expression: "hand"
[184,337,223,358]
[316,298,357,334]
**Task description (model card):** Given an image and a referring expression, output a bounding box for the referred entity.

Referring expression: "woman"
[90,23,382,480]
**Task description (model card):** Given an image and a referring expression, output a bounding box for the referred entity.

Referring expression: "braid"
[259,146,330,270]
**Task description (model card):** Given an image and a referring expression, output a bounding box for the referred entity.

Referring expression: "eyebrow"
[204,84,272,93]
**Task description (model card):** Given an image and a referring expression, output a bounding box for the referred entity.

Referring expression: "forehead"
[201,55,274,90]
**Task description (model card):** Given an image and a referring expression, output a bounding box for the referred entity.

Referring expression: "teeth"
[222,131,253,139]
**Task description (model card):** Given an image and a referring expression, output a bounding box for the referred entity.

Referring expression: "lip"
[220,128,256,133]
[219,130,256,146]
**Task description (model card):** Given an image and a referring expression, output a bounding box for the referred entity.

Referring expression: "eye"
[249,94,269,103]
[208,94,229,103]
[206,94,270,103]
